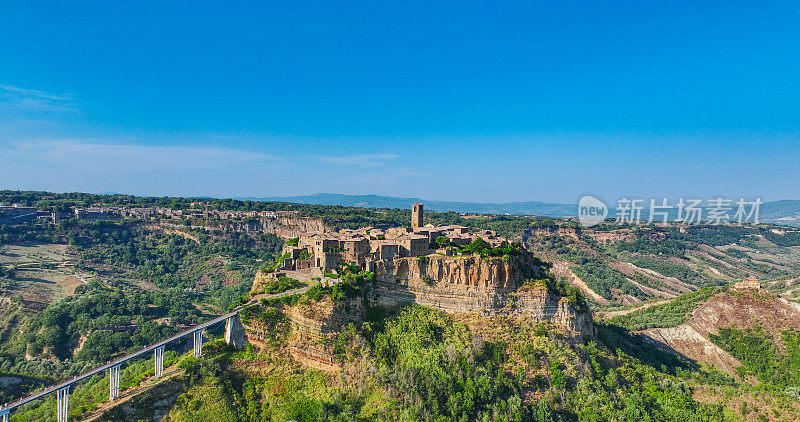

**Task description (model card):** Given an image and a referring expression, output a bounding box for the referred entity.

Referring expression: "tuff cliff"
[246,252,595,373]
[211,215,328,238]
[242,295,364,372]
[369,254,593,340]
[370,254,529,289]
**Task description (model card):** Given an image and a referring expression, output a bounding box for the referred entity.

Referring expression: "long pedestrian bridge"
[0,284,311,422]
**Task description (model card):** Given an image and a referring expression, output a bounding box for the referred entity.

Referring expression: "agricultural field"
[0,243,95,314]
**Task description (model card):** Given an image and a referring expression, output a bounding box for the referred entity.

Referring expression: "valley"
[2,191,800,421]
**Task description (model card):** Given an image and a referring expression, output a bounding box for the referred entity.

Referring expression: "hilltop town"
[279,203,508,274]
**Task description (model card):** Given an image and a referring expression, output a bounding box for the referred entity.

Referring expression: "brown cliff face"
[274,297,363,372]
[371,254,526,289]
[212,216,328,238]
[245,253,594,375]
[263,216,327,238]
[370,254,593,340]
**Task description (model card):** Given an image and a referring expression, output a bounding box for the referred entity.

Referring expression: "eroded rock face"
[639,288,800,378]
[263,216,327,238]
[371,255,527,289]
[369,281,591,340]
[250,270,274,296]
[640,324,742,376]
[283,297,363,372]
[246,253,595,373]
[212,216,327,238]
[369,254,593,340]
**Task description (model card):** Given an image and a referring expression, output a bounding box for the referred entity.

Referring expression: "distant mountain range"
[240,193,576,217]
[239,193,800,226]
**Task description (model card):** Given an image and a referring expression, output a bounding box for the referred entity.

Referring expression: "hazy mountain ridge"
[245,193,800,226]
[242,193,577,216]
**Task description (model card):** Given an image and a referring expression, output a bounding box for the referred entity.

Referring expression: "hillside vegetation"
[608,287,722,331]
[3,190,800,420]
[149,304,725,422]
[526,223,800,305]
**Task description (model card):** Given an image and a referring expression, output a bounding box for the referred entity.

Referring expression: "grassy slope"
[607,286,722,330]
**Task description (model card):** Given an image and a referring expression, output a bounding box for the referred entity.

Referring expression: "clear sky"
[1,1,798,203]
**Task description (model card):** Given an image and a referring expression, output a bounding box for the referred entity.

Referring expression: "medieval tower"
[411,202,423,228]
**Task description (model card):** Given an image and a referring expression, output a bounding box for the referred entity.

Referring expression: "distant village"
[0,200,298,224]
[280,203,507,273]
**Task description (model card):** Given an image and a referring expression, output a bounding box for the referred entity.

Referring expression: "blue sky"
[1,1,798,203]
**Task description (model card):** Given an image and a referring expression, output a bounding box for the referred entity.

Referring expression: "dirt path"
[593,297,674,319]
[79,365,184,422]
[249,285,312,304]
[550,261,610,306]
[162,228,200,244]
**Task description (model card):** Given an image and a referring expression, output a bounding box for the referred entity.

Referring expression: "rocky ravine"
[640,280,800,378]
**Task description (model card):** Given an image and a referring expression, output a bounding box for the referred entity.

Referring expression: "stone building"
[277,202,503,274]
[411,202,423,228]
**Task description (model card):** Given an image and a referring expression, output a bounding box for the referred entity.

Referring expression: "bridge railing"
[0,309,240,413]
[0,280,312,419]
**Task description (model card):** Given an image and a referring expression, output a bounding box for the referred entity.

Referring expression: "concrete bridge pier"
[193,329,203,357]
[154,345,165,378]
[225,314,246,349]
[56,386,69,422]
[1,408,9,422]
[108,364,121,400]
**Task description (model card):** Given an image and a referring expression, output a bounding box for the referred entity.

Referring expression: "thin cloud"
[7,139,287,172]
[0,139,291,197]
[315,153,399,167]
[0,84,78,114]
[394,168,431,176]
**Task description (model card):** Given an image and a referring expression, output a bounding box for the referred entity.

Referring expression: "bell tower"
[411,202,423,228]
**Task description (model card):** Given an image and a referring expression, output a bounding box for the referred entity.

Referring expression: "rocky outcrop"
[370,254,541,289]
[641,324,742,376]
[250,270,276,296]
[207,215,328,238]
[732,276,761,290]
[247,252,595,374]
[369,254,593,340]
[261,216,327,238]
[284,297,363,337]
[281,297,363,372]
